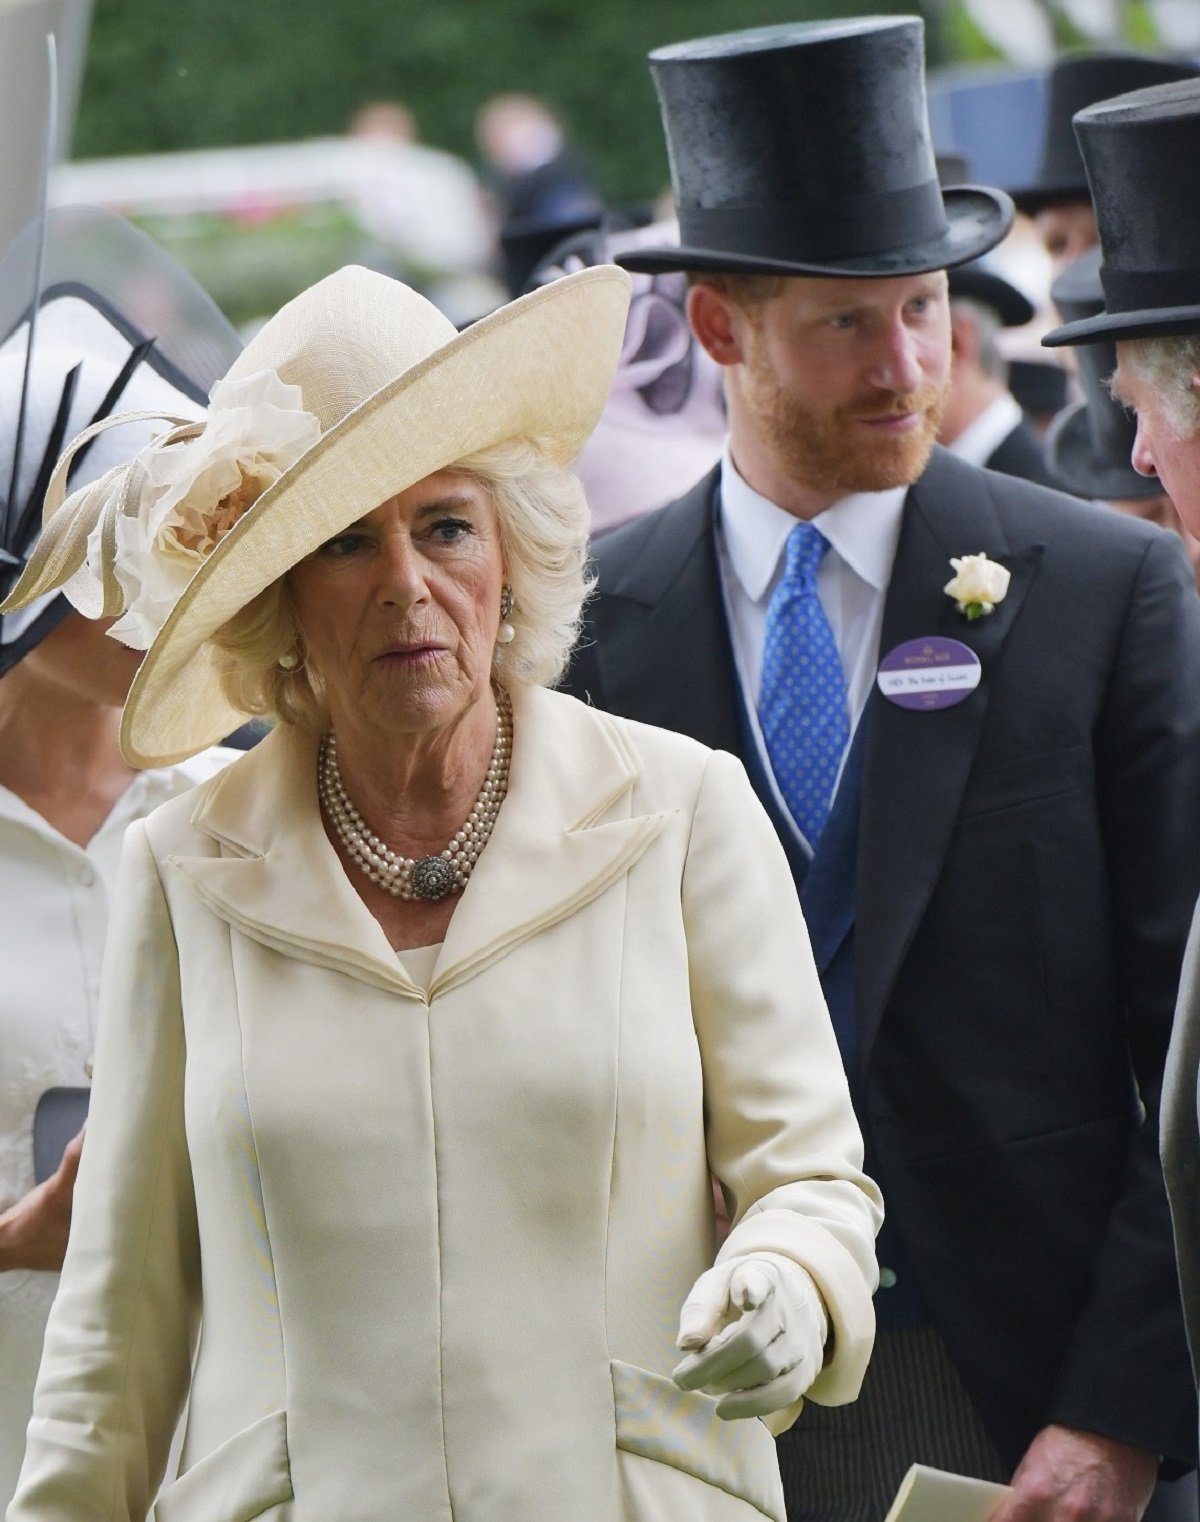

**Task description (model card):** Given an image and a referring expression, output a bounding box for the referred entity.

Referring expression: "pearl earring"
[278,650,301,671]
[497,585,515,645]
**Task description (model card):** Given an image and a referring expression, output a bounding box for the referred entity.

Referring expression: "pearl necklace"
[318,689,513,901]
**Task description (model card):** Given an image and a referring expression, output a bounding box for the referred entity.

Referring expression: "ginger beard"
[740,331,949,496]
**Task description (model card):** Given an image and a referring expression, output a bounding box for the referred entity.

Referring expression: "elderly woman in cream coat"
[2,264,881,1522]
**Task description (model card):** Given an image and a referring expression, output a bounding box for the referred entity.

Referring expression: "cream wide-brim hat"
[3,263,632,765]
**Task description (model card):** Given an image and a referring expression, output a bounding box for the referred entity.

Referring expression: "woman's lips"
[374,644,445,666]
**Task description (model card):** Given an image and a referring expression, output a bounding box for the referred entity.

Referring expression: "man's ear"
[949,304,977,366]
[687,282,748,367]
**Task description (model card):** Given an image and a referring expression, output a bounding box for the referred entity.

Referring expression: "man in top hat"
[936,156,1056,489]
[1045,246,1199,578]
[1042,77,1200,1454]
[1008,52,1200,279]
[564,17,1200,1521]
[940,256,1056,486]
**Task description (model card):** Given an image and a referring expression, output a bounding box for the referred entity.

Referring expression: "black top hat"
[1044,247,1157,500]
[1009,359,1069,418]
[1043,78,1200,347]
[1008,52,1200,216]
[619,18,1012,279]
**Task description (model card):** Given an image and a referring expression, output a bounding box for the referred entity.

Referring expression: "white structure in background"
[964,0,1200,63]
[1152,0,1200,50]
[51,137,494,276]
[0,0,92,252]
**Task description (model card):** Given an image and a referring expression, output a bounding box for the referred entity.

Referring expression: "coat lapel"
[593,468,743,755]
[169,688,670,1000]
[856,449,1044,1058]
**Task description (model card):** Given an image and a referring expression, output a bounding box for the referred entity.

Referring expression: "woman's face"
[287,470,505,738]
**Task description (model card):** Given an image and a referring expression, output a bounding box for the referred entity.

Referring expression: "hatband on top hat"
[0,264,631,766]
[1008,52,1200,216]
[619,18,1013,279]
[1042,78,1200,347]
[1045,247,1158,500]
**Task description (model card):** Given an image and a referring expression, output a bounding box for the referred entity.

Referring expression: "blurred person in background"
[344,98,497,323]
[530,216,726,533]
[0,206,241,1508]
[936,155,1057,488]
[1008,52,1200,280]
[940,259,1057,487]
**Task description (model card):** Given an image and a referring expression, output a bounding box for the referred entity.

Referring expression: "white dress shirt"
[717,449,906,854]
[946,391,1023,470]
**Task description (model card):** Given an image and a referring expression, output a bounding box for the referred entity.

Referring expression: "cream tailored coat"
[9,685,880,1522]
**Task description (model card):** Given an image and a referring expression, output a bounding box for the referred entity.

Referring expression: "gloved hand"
[672,1252,828,1420]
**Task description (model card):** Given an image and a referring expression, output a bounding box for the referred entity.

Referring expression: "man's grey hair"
[950,297,1008,384]
[1120,334,1200,442]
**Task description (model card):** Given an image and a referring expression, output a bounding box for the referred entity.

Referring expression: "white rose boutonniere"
[944,552,1011,622]
[86,369,321,651]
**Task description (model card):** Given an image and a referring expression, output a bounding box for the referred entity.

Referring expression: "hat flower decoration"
[944,553,1010,622]
[92,370,319,650]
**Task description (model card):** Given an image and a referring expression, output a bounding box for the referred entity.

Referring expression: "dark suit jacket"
[986,416,1058,491]
[563,448,1200,1471]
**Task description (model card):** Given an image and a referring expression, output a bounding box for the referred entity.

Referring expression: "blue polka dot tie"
[758,522,850,849]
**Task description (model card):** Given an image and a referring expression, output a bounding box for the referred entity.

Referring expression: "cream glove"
[672,1252,829,1420]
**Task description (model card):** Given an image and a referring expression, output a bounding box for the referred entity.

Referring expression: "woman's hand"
[672,1252,828,1419]
[0,1127,83,1272]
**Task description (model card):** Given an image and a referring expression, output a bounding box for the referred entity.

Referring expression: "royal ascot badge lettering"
[876,636,982,711]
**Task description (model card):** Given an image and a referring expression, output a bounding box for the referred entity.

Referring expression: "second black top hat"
[620,18,1012,279]
[1043,78,1200,346]
[1008,52,1200,216]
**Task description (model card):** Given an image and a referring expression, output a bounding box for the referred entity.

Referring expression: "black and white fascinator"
[0,205,241,674]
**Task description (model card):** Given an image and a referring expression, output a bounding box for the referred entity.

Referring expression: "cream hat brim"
[117,265,630,766]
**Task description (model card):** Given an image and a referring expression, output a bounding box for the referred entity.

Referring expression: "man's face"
[1034,201,1098,279]
[1111,346,1200,538]
[719,271,952,507]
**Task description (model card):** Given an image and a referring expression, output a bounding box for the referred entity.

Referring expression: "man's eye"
[829,313,857,331]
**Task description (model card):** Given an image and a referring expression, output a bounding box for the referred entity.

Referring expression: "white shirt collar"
[719,447,907,601]
[946,391,1023,470]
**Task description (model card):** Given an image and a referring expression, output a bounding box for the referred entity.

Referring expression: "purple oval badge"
[877,636,981,711]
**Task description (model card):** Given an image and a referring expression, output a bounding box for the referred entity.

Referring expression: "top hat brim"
[1043,301,1200,347]
[1045,399,1161,501]
[618,187,1012,279]
[949,266,1035,327]
[1007,183,1092,218]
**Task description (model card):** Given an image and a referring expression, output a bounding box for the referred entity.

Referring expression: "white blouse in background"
[0,747,237,1506]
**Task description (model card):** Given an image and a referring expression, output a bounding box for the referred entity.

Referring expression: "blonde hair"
[1121,335,1200,441]
[209,437,592,733]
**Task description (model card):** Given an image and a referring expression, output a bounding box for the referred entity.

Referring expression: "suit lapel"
[593,468,743,755]
[856,450,1044,1058]
[170,690,670,999]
